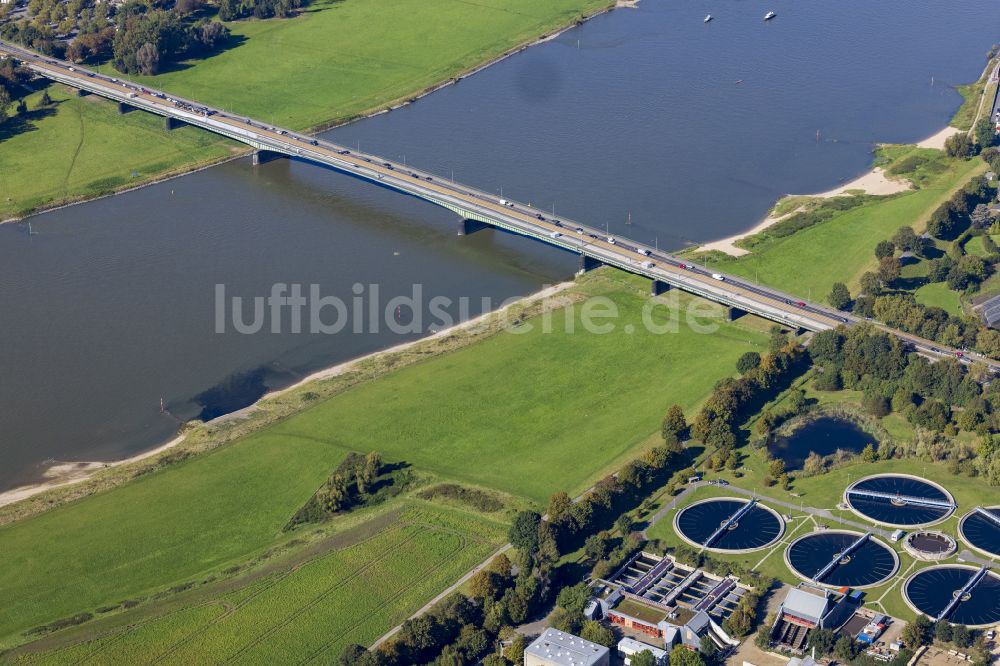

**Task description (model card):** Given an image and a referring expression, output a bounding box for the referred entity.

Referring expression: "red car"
[795,301,806,307]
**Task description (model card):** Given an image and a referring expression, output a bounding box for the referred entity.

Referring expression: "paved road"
[2,40,998,372]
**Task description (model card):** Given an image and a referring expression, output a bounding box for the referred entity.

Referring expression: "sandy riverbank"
[0,281,575,510]
[693,128,963,257]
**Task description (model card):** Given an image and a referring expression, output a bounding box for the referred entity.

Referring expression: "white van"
[712,273,725,281]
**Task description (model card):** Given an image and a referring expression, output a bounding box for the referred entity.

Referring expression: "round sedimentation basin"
[843,474,954,528]
[674,497,784,553]
[785,530,898,588]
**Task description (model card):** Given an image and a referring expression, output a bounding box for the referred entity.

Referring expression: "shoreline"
[0,280,576,510]
[694,125,957,257]
[1,1,621,225]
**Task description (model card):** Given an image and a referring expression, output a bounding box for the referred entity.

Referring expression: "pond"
[770,416,874,471]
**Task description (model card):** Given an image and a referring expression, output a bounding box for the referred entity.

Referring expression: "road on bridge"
[2,40,997,372]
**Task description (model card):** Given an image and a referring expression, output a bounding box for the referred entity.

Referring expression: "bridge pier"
[577,254,603,275]
[117,101,134,114]
[164,116,183,131]
[457,218,489,236]
[74,87,87,97]
[650,279,671,296]
[251,149,282,167]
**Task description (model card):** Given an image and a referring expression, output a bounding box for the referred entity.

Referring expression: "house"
[618,637,669,665]
[525,628,610,666]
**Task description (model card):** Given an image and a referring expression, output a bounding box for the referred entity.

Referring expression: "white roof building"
[618,637,668,665]
[525,629,611,666]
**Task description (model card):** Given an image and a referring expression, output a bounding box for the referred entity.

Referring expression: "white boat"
[764,11,776,20]
[704,14,712,22]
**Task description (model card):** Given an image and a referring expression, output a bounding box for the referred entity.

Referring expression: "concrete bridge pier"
[577,254,603,275]
[117,101,134,114]
[650,279,671,296]
[164,116,183,131]
[74,88,87,97]
[457,219,489,236]
[251,149,282,166]
[725,306,746,322]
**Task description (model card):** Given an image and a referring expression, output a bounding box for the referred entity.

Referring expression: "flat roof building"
[618,637,668,665]
[525,629,611,666]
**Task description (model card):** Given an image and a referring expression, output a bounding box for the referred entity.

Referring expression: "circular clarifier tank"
[674,497,784,552]
[844,474,954,527]
[785,530,898,588]
[959,507,1000,559]
[903,566,1000,628]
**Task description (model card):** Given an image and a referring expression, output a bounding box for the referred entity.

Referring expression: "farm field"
[0,272,767,650]
[10,506,505,664]
[0,0,611,217]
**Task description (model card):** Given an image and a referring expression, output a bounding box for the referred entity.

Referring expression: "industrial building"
[769,584,860,652]
[524,628,610,666]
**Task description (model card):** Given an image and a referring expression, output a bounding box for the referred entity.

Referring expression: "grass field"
[914,281,964,316]
[0,273,767,649]
[11,506,505,664]
[696,154,986,300]
[0,431,348,647]
[263,278,768,504]
[0,86,237,218]
[0,0,610,218]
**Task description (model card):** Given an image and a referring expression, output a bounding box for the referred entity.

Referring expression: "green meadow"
[0,274,768,650]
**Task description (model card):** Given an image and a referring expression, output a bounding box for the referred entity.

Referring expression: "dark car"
[535,214,544,220]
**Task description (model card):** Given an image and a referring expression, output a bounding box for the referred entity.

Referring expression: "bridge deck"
[1,39,998,372]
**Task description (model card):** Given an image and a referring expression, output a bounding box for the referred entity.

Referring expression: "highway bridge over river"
[2,40,997,371]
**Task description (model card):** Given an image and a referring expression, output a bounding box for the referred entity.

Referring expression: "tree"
[902,615,932,648]
[892,226,920,253]
[860,271,882,296]
[662,405,688,444]
[736,351,762,374]
[469,570,502,601]
[828,282,851,310]
[934,619,953,643]
[670,645,707,666]
[945,132,975,158]
[481,655,510,666]
[630,651,658,666]
[556,583,590,615]
[861,443,877,463]
[580,620,615,647]
[875,239,896,259]
[546,491,572,524]
[808,628,836,655]
[504,633,526,665]
[767,458,785,478]
[974,117,996,150]
[0,85,9,124]
[584,532,611,561]
[508,511,540,555]
[135,41,160,75]
[951,623,972,648]
[877,256,901,285]
[39,90,51,106]
[835,635,857,662]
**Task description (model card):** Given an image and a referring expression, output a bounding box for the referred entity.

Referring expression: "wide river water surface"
[1,0,997,490]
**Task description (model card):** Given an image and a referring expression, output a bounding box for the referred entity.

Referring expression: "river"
[1,0,996,491]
